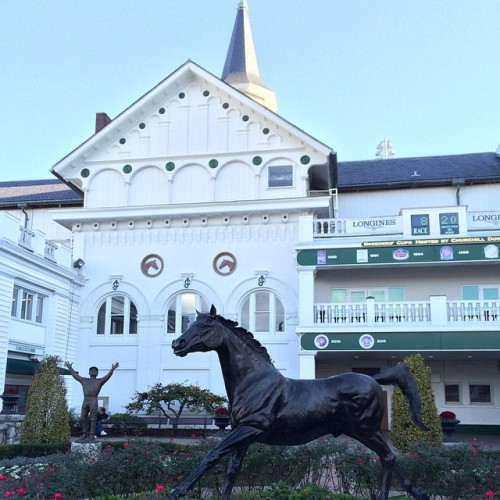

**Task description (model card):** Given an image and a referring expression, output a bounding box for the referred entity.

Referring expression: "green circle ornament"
[203,90,210,97]
[179,92,185,99]
[123,164,132,174]
[165,162,175,171]
[262,128,270,135]
[139,123,146,129]
[209,159,219,169]
[159,108,166,114]
[300,155,311,165]
[81,168,90,178]
[242,115,249,122]
[222,102,229,109]
[252,156,262,166]
[119,138,126,144]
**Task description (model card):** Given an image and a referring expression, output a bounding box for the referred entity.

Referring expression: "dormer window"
[268,165,293,188]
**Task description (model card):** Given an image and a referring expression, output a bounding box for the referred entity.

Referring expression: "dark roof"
[0,179,82,208]
[337,152,500,190]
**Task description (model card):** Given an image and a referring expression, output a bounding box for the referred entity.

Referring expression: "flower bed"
[0,437,499,498]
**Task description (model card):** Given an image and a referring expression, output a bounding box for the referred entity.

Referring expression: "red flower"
[0,477,6,482]
[484,491,495,498]
[155,485,165,493]
[122,442,129,448]
[16,487,25,496]
[214,406,230,416]
[439,411,457,419]
[374,456,380,462]
[53,494,63,499]
[357,457,364,464]
[3,491,13,497]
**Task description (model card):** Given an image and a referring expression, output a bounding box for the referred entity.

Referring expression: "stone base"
[71,440,102,461]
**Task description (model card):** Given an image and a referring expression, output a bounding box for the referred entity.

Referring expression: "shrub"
[20,355,71,445]
[390,354,442,451]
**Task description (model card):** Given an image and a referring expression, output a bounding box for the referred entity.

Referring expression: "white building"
[2,2,499,433]
[0,180,83,411]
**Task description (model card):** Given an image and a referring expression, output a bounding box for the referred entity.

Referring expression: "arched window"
[240,291,284,334]
[166,292,208,335]
[96,295,137,335]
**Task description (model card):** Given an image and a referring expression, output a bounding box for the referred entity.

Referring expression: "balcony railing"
[313,299,499,326]
[448,300,499,323]
[18,226,35,251]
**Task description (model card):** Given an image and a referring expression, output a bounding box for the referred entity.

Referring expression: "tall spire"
[222,1,277,111]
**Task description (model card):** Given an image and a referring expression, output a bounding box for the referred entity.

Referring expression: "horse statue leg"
[220,446,249,500]
[167,427,260,499]
[345,428,428,500]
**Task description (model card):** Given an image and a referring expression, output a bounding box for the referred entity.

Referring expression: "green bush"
[20,355,71,445]
[390,354,442,451]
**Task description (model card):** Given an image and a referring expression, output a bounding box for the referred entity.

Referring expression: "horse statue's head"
[171,304,222,357]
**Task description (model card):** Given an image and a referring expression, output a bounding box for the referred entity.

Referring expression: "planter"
[0,394,20,414]
[441,418,460,442]
[213,416,230,431]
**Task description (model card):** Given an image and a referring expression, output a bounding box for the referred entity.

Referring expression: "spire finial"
[222,1,277,111]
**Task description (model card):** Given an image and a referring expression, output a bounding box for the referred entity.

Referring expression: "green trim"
[456,424,500,435]
[300,331,500,351]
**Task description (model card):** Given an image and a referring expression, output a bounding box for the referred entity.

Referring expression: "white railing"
[314,302,368,325]
[447,300,500,323]
[44,241,58,262]
[18,226,35,250]
[315,301,429,325]
[313,299,499,326]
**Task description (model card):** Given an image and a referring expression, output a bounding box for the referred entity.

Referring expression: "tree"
[126,382,227,427]
[390,353,442,451]
[21,355,71,444]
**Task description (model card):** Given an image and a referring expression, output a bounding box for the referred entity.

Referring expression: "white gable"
[51,61,332,210]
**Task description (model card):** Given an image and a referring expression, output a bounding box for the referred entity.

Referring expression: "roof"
[0,179,82,208]
[337,152,500,191]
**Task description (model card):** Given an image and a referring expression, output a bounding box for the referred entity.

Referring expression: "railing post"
[366,296,376,324]
[430,296,448,326]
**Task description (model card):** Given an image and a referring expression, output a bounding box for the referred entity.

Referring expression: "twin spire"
[222,0,277,111]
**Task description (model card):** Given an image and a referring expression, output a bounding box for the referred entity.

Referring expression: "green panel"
[300,330,500,352]
[298,239,500,267]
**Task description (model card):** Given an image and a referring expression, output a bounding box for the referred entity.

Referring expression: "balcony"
[312,297,500,328]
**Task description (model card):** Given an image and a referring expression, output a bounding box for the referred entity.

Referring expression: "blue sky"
[1,1,498,181]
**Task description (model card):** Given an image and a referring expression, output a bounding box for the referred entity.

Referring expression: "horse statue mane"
[211,310,273,364]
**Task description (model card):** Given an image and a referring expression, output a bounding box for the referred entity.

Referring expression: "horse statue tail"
[373,364,429,431]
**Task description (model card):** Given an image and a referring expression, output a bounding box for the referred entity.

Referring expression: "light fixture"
[73,258,85,270]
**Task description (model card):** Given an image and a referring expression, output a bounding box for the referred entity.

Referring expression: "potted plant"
[213,406,230,432]
[439,410,460,442]
[1,388,20,414]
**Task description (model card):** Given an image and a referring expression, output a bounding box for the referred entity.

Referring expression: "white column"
[298,215,314,241]
[430,295,448,325]
[299,352,316,379]
[298,268,316,325]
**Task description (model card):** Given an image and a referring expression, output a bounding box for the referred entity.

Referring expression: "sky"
[1,0,499,182]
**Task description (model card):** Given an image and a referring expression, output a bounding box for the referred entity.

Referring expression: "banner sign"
[297,238,500,267]
[301,331,500,352]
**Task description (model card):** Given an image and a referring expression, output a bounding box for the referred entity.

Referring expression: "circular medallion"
[359,334,375,350]
[141,254,164,278]
[213,252,237,276]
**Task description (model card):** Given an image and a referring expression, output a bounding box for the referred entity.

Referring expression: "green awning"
[6,359,71,375]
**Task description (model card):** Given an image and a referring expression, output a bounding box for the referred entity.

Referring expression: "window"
[240,291,284,334]
[268,165,293,188]
[167,293,208,335]
[331,287,404,303]
[469,384,491,403]
[445,384,461,403]
[11,286,46,324]
[96,295,137,335]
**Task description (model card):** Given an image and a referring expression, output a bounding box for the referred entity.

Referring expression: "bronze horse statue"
[169,306,429,500]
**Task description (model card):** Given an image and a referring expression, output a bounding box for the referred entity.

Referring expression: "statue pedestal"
[71,440,102,461]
